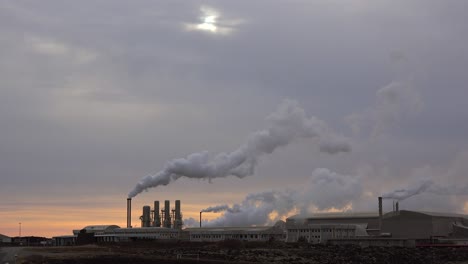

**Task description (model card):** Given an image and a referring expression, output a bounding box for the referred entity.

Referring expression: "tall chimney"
[127,198,132,228]
[142,205,151,227]
[200,212,202,228]
[395,201,399,213]
[378,197,383,231]
[164,200,171,228]
[174,200,182,229]
[153,201,161,227]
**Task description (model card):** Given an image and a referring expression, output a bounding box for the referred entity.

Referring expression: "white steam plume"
[319,135,352,154]
[201,204,241,213]
[346,81,422,138]
[382,179,434,201]
[185,168,363,227]
[300,168,363,212]
[201,190,297,227]
[383,179,468,201]
[129,99,351,198]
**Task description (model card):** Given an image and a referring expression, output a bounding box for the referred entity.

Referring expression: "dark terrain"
[5,241,468,264]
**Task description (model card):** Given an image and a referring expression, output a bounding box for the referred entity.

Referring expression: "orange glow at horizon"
[0,196,238,238]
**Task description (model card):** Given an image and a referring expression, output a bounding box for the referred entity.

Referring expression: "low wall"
[328,238,416,248]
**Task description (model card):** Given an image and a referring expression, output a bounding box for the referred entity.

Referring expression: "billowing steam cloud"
[382,179,434,201]
[198,190,297,227]
[201,204,241,213]
[383,179,468,201]
[129,100,351,198]
[318,135,352,154]
[301,168,363,212]
[185,168,362,227]
[346,81,423,137]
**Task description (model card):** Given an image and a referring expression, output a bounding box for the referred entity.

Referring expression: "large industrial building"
[53,197,468,247]
[185,221,286,242]
[285,197,468,245]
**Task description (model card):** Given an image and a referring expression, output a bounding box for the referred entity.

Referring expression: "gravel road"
[0,247,23,264]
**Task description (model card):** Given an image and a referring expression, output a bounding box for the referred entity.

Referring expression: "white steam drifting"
[382,179,433,201]
[346,81,422,137]
[201,204,241,213]
[129,100,351,198]
[383,179,468,201]
[186,168,362,227]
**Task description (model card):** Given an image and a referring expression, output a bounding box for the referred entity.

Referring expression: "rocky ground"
[6,241,468,264]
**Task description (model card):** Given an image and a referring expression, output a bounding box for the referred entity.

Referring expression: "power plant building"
[53,197,468,247]
[285,212,374,243]
[285,199,468,244]
[380,210,468,239]
[185,221,286,242]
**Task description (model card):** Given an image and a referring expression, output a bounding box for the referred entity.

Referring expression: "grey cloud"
[0,0,467,222]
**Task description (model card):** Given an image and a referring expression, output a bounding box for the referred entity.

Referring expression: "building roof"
[73,225,121,235]
[0,233,11,239]
[414,211,468,219]
[383,210,468,219]
[288,210,468,221]
[52,235,77,239]
[82,225,120,231]
[184,226,276,232]
[287,212,379,220]
[112,227,180,233]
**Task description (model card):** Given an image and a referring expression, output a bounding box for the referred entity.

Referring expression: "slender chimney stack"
[141,206,151,227]
[127,198,132,228]
[378,197,383,231]
[395,201,399,213]
[164,200,171,228]
[174,200,182,229]
[200,212,202,228]
[153,201,161,227]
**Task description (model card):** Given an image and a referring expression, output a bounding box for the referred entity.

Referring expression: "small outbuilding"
[0,233,11,243]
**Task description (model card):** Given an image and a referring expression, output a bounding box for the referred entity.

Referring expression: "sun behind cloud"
[184,6,243,35]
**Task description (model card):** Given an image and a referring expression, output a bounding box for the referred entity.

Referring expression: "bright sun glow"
[185,6,241,35]
[196,15,218,32]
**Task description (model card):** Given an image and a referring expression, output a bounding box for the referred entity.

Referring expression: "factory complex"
[52,197,468,247]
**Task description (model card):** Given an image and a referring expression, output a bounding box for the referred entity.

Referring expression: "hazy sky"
[1,0,468,237]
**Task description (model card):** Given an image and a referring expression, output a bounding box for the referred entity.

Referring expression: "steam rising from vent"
[199,190,296,227]
[383,179,468,201]
[382,179,434,201]
[346,81,422,137]
[185,168,362,227]
[201,204,241,213]
[319,135,352,154]
[128,100,351,198]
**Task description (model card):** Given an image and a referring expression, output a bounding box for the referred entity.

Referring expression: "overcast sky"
[1,0,468,237]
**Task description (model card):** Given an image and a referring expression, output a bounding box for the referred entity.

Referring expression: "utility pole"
[19,222,22,246]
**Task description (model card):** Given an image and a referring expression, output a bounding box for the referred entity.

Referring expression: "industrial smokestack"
[164,200,171,228]
[395,201,399,213]
[127,198,132,228]
[378,197,383,231]
[175,200,181,220]
[153,201,161,227]
[174,200,182,229]
[200,212,202,228]
[142,205,151,227]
